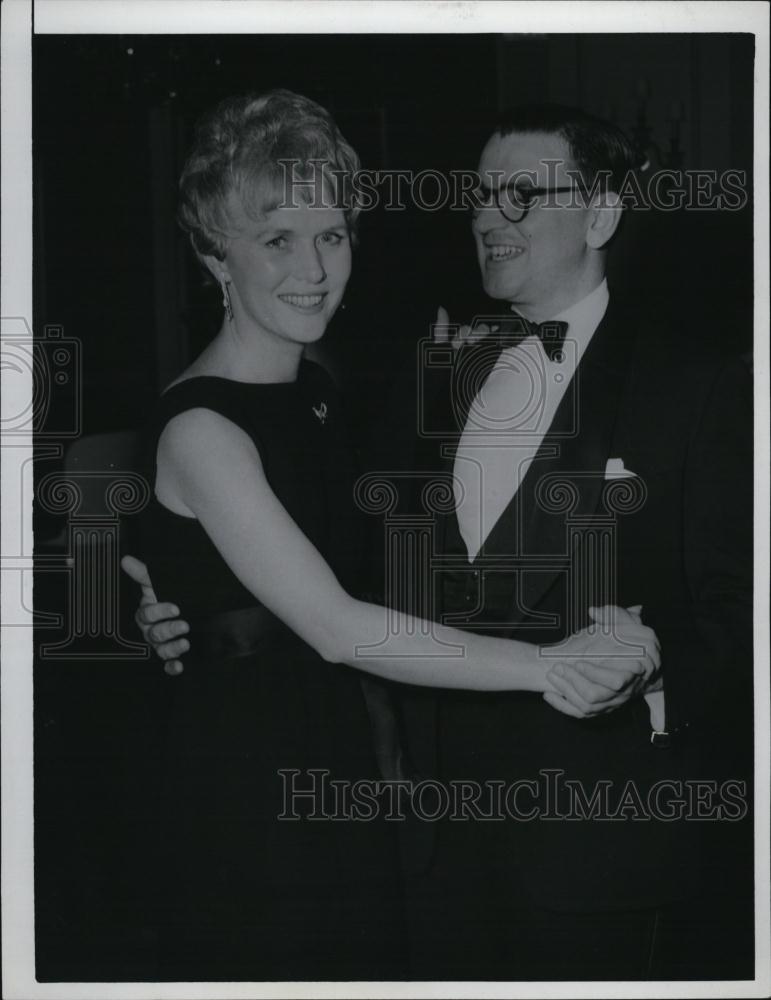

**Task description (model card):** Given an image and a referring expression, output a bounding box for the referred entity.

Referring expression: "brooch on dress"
[312,401,328,424]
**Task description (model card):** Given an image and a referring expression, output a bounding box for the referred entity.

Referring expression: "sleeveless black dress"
[138,361,406,981]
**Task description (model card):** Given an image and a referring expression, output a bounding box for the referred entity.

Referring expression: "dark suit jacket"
[370,292,753,911]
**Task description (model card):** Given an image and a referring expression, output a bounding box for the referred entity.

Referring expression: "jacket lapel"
[494,300,635,625]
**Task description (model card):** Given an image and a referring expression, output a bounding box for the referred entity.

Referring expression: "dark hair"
[178,89,361,261]
[493,103,641,194]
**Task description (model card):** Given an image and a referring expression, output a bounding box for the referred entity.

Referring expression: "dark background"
[32,33,754,439]
[32,33,755,981]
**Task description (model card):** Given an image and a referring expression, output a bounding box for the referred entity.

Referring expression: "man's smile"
[484,243,526,263]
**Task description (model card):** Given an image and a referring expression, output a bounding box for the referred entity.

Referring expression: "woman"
[131,90,659,980]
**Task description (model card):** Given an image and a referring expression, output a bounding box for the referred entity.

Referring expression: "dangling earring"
[221,277,234,322]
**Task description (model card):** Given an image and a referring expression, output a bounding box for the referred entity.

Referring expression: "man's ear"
[586,192,623,250]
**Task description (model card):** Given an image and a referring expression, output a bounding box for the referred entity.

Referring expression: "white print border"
[2,3,769,1000]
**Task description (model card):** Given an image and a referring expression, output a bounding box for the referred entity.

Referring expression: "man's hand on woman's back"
[121,555,189,675]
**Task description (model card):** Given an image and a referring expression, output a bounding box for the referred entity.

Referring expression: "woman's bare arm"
[154,408,658,694]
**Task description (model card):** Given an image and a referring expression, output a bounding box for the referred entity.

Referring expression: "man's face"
[472,130,597,320]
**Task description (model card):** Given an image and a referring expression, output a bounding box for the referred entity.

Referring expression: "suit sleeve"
[661,355,753,737]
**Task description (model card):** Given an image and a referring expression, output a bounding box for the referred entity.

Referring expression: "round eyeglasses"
[471,183,583,224]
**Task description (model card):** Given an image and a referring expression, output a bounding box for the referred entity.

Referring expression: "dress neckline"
[161,359,310,398]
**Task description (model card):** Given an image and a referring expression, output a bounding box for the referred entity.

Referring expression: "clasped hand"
[541,605,661,719]
[124,550,661,716]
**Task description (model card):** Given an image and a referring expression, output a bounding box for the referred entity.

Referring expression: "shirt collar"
[549,278,609,363]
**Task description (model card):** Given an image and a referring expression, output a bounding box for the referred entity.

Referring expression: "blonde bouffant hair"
[178,89,362,262]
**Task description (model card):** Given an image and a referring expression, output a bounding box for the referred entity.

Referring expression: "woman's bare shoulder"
[159,407,258,462]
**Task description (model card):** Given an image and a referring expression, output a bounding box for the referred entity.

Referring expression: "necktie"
[453,318,569,422]
[490,317,569,361]
[526,318,569,361]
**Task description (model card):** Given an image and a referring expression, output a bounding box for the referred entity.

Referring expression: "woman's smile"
[278,291,328,312]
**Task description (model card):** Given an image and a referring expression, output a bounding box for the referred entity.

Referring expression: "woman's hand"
[542,605,661,719]
[121,555,189,675]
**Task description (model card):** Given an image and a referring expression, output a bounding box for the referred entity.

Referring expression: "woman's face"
[218,194,352,350]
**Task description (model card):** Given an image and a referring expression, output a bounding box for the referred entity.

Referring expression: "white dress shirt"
[453,279,610,561]
[452,278,664,733]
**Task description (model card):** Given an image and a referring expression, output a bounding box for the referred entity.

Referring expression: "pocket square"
[604,457,637,480]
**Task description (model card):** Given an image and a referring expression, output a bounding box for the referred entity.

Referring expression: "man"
[124,105,752,980]
[392,104,753,980]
